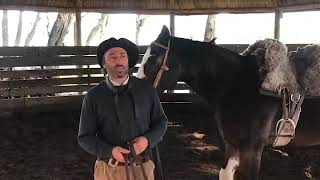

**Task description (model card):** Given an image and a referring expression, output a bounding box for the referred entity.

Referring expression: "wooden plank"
[0,79,191,92]
[220,44,308,53]
[0,56,98,67]
[0,44,308,68]
[0,93,204,111]
[286,44,309,51]
[220,44,249,53]
[0,44,309,59]
[0,85,94,97]
[169,83,191,91]
[0,46,148,57]
[0,47,95,56]
[159,93,205,103]
[0,67,143,79]
[0,77,104,89]
[0,55,146,67]
[0,68,102,79]
[0,95,84,110]
[138,46,148,54]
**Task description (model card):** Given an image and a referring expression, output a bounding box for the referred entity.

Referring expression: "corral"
[1,1,320,180]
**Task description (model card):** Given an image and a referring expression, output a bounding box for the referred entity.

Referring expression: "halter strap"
[151,40,170,88]
[152,41,169,50]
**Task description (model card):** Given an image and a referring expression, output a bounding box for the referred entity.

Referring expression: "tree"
[48,13,74,46]
[14,11,23,46]
[85,14,109,46]
[24,13,41,46]
[204,15,216,42]
[2,10,8,46]
[135,15,148,44]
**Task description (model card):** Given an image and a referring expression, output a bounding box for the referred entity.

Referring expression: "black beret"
[97,38,139,69]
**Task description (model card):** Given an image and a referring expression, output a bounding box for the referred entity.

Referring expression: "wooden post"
[87,65,91,86]
[168,14,175,93]
[75,12,82,46]
[274,8,282,40]
[170,13,175,36]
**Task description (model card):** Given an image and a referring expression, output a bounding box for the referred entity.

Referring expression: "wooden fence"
[0,44,308,112]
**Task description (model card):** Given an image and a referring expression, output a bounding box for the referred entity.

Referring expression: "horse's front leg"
[236,143,264,180]
[219,143,240,180]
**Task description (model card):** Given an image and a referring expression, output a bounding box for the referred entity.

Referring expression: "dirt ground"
[0,103,319,180]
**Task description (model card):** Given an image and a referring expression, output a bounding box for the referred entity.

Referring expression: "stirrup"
[275,118,296,138]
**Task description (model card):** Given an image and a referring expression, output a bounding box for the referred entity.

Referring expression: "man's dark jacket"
[78,76,168,160]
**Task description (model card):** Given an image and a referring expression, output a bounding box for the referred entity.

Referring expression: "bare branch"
[85,14,109,46]
[14,11,23,46]
[204,15,216,42]
[48,13,75,46]
[24,13,41,46]
[135,15,148,44]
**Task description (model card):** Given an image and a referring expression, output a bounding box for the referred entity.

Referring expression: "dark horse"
[137,26,320,180]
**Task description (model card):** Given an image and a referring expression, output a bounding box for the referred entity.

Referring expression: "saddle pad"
[242,39,299,95]
[290,44,320,96]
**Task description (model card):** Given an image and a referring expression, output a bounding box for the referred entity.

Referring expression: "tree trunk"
[24,13,41,46]
[2,10,8,46]
[204,15,216,42]
[48,13,74,46]
[14,11,23,46]
[135,15,147,44]
[85,14,108,46]
[46,15,51,37]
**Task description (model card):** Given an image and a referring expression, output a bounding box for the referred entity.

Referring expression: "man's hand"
[111,146,130,162]
[132,136,149,155]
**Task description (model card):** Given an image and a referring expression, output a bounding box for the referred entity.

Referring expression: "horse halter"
[151,40,170,88]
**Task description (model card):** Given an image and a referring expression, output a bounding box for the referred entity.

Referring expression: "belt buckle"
[108,158,119,168]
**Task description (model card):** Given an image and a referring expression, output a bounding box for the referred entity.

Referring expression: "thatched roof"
[0,0,320,14]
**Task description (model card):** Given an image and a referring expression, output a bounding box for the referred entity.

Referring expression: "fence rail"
[0,44,308,111]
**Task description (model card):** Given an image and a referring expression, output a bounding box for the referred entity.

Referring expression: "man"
[78,38,168,180]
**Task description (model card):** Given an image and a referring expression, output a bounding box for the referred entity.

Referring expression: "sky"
[0,10,320,46]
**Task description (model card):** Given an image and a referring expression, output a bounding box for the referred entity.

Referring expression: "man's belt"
[107,153,150,167]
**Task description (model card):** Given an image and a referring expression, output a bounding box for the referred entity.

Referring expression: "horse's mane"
[171,37,239,59]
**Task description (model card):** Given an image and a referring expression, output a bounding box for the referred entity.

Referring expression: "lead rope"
[150,41,169,180]
[129,142,148,180]
[124,142,149,180]
[124,155,131,180]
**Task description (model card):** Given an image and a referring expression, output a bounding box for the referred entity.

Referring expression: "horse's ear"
[209,37,217,45]
[158,25,171,38]
[161,25,170,35]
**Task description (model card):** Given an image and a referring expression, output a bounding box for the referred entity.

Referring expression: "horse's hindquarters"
[288,99,320,146]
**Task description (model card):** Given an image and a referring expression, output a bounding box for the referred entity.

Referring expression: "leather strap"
[273,87,304,147]
[129,142,148,180]
[152,41,170,88]
[124,142,149,180]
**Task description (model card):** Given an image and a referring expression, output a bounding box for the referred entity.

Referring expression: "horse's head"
[137,25,183,92]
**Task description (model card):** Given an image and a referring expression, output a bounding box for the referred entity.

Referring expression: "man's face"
[103,47,129,78]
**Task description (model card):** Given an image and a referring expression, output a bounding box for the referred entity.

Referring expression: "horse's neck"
[172,40,257,101]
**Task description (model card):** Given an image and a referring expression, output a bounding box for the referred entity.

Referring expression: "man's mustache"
[115,65,125,68]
